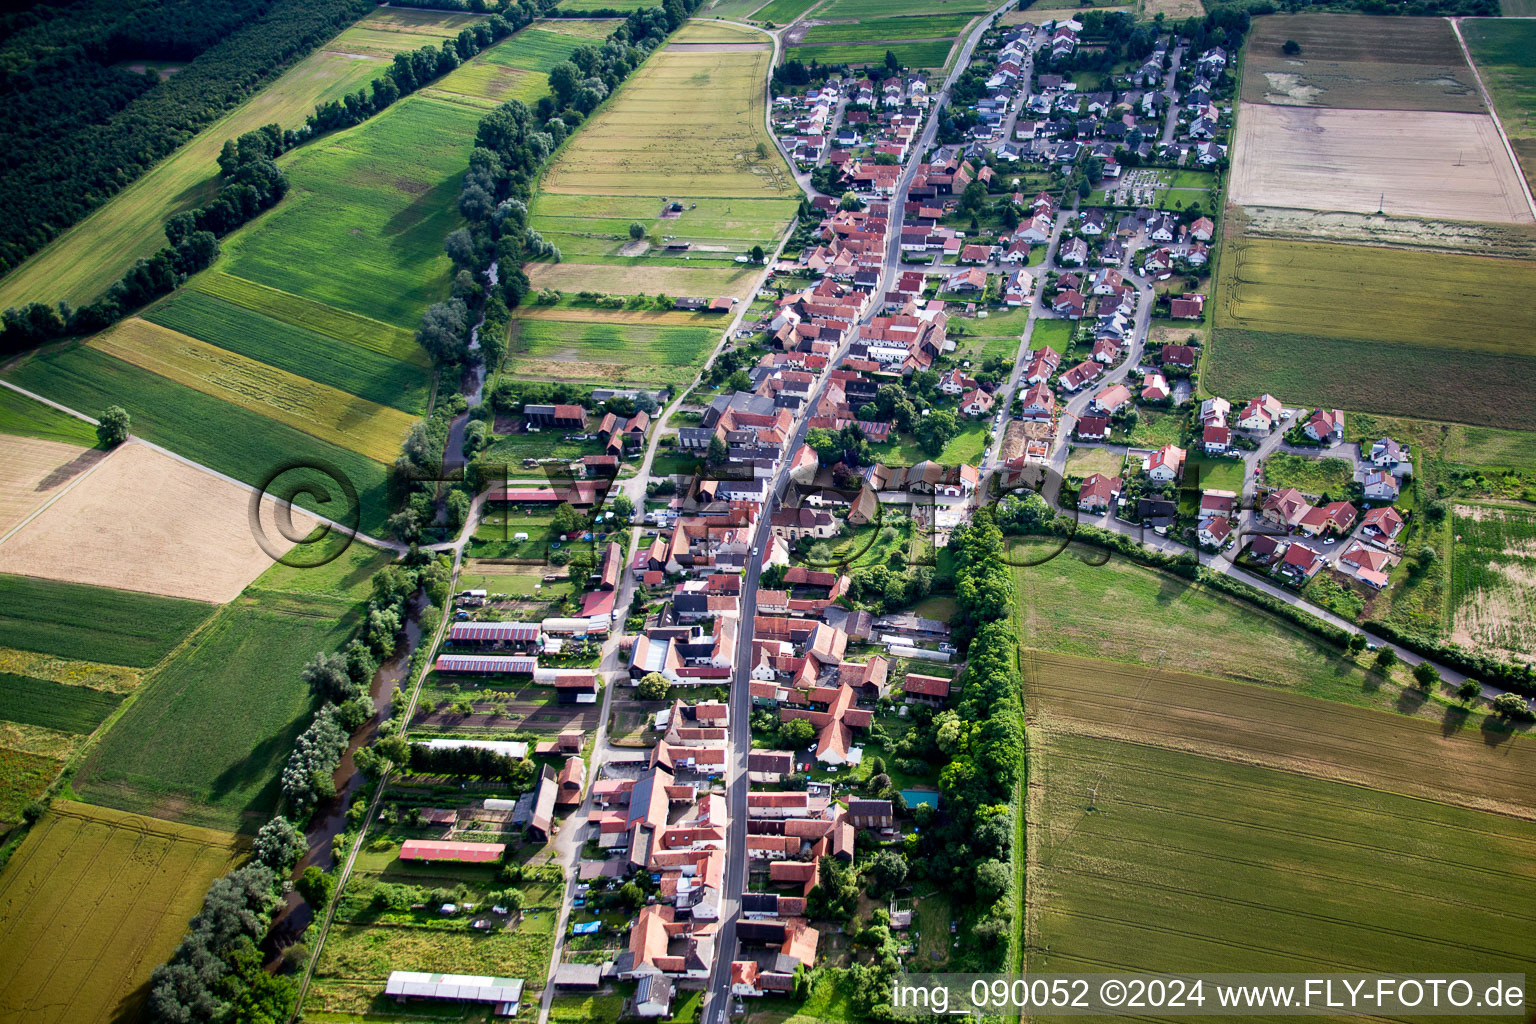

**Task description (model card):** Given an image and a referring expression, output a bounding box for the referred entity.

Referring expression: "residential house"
[1361,506,1405,542]
[1198,515,1232,549]
[1077,473,1122,512]
[1074,412,1110,440]
[1276,543,1323,582]
[1145,444,1186,482]
[1236,394,1282,432]
[1021,382,1057,421]
[1303,409,1344,443]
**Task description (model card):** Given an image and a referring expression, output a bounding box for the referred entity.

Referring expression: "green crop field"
[800,14,975,44]
[1008,540,1450,724]
[145,291,431,413]
[0,673,123,735]
[559,0,652,9]
[222,95,481,330]
[788,39,956,68]
[505,317,719,387]
[1450,503,1536,660]
[815,0,992,16]
[0,387,98,447]
[1211,237,1536,429]
[1463,19,1536,191]
[1207,328,1535,430]
[192,271,427,365]
[1262,452,1355,496]
[0,8,481,311]
[5,346,393,534]
[74,585,367,832]
[1027,730,1536,995]
[0,574,213,669]
[751,0,822,21]
[0,801,246,1023]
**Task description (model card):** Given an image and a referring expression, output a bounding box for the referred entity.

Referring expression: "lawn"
[1028,731,1536,986]
[1027,317,1075,353]
[0,673,123,735]
[5,345,393,534]
[1182,453,1244,492]
[1450,502,1536,661]
[938,421,990,464]
[787,39,957,69]
[1262,451,1354,496]
[0,801,246,1024]
[145,290,432,413]
[90,318,414,464]
[0,386,99,447]
[0,7,482,310]
[0,574,214,669]
[74,586,367,832]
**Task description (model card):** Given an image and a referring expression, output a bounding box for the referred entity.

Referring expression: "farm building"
[421,737,529,759]
[448,622,542,648]
[385,971,523,1016]
[399,840,506,864]
[433,654,538,675]
[529,764,559,841]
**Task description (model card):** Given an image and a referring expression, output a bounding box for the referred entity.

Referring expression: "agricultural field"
[799,14,975,44]
[0,441,314,604]
[0,389,99,447]
[1008,539,1457,725]
[0,801,246,1024]
[670,19,767,43]
[1026,731,1536,996]
[505,317,721,388]
[0,673,122,735]
[1228,105,1530,224]
[1241,14,1482,112]
[814,0,993,17]
[0,7,482,310]
[530,194,795,267]
[559,0,652,9]
[0,574,213,669]
[74,574,373,832]
[1462,18,1536,194]
[1209,237,1536,428]
[1024,650,1536,817]
[89,319,415,464]
[1450,503,1536,660]
[4,346,394,535]
[145,290,432,414]
[1261,452,1355,496]
[1230,204,1536,259]
[0,433,103,538]
[787,39,956,69]
[750,0,823,22]
[1003,4,1133,25]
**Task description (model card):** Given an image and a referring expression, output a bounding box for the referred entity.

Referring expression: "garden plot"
[1228,105,1531,224]
[0,441,314,604]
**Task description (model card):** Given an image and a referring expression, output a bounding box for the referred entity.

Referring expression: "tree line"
[0,0,376,279]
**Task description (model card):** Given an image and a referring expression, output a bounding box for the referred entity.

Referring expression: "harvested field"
[1027,731,1536,989]
[90,319,415,463]
[1234,205,1536,259]
[1451,503,1536,660]
[669,20,767,42]
[1242,14,1481,112]
[1025,650,1536,818]
[0,441,316,604]
[540,47,794,198]
[1229,104,1530,223]
[0,7,479,310]
[0,801,245,1024]
[0,574,213,669]
[0,435,102,539]
[1215,237,1536,356]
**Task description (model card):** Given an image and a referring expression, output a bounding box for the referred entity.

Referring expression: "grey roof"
[385,972,523,1007]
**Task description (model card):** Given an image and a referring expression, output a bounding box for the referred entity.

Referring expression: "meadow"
[0,801,246,1024]
[530,194,796,264]
[787,39,956,69]
[559,0,652,8]
[0,7,481,310]
[1262,452,1354,495]
[6,346,394,532]
[91,318,415,464]
[1462,18,1536,192]
[0,574,213,669]
[0,674,122,735]
[750,0,821,20]
[1027,732,1536,996]
[0,388,98,447]
[1008,540,1451,724]
[1241,13,1481,112]
[505,317,720,387]
[814,0,993,16]
[146,291,431,414]
[799,14,975,44]
[1450,503,1536,660]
